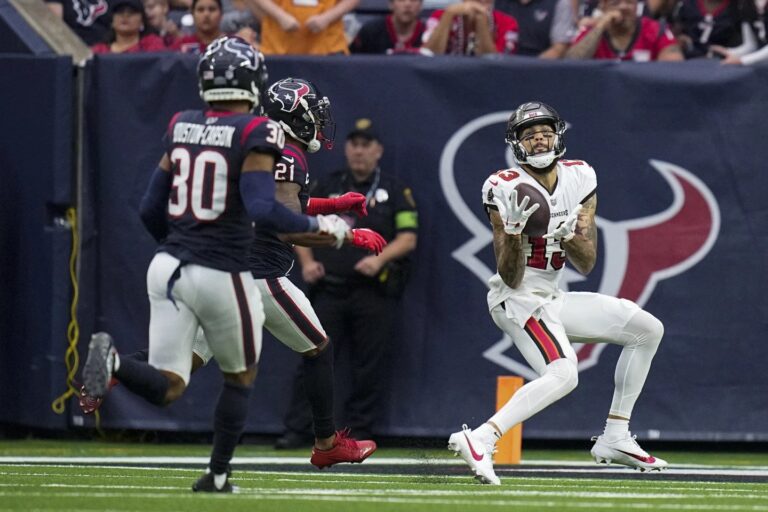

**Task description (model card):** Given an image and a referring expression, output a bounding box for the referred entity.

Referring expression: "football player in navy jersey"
[81,36,351,493]
[79,76,386,470]
[193,77,384,469]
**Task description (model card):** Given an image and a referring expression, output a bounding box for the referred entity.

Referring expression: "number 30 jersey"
[160,109,284,272]
[481,159,597,326]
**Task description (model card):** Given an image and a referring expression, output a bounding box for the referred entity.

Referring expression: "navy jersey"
[159,109,284,272]
[249,142,310,278]
[674,0,744,57]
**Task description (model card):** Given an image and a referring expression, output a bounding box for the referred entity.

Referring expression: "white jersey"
[481,159,597,326]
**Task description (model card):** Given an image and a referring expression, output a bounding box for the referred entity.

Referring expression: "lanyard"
[345,167,381,204]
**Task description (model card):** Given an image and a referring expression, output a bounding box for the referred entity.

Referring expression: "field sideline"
[1,440,768,511]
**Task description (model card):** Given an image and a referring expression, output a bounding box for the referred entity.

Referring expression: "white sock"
[603,418,629,440]
[473,423,501,447]
[213,472,228,490]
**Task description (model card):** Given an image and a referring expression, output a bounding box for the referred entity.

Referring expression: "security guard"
[276,118,418,447]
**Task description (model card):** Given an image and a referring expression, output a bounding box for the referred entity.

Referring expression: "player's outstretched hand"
[336,192,368,217]
[492,189,540,236]
[316,214,350,249]
[350,228,387,255]
[544,204,582,242]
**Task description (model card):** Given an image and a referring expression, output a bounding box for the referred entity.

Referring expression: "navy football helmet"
[197,36,267,109]
[505,101,567,169]
[264,77,335,153]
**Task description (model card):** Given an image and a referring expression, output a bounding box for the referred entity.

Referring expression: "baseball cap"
[112,0,144,13]
[346,118,380,142]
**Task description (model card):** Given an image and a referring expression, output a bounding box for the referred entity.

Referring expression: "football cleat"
[78,377,118,414]
[192,468,237,493]
[82,332,117,398]
[310,428,377,469]
[591,433,668,472]
[447,424,500,485]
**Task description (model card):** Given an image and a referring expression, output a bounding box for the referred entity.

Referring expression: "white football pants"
[488,292,663,434]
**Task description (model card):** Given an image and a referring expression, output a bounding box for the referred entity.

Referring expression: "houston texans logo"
[269,81,311,113]
[440,112,720,379]
[73,0,108,26]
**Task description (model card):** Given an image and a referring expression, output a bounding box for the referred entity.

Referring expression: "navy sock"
[210,381,252,475]
[114,357,169,406]
[124,349,149,362]
[303,343,335,439]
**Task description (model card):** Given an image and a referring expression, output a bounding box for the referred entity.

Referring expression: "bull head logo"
[440,112,720,380]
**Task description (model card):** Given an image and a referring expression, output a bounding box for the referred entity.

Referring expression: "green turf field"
[2,440,768,511]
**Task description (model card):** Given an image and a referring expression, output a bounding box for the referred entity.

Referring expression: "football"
[515,182,550,237]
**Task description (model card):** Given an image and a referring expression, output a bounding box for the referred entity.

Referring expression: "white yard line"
[2,457,768,477]
[0,491,767,510]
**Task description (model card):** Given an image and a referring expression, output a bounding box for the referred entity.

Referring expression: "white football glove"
[544,204,582,242]
[315,214,350,249]
[492,189,541,236]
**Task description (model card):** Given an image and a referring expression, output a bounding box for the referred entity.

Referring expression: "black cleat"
[192,471,237,493]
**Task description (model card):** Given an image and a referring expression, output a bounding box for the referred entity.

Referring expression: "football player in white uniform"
[448,101,667,485]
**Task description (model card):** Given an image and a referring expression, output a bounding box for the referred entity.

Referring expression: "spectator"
[565,0,683,60]
[255,0,359,55]
[221,0,260,39]
[280,119,419,443]
[671,0,754,58]
[350,0,427,54]
[45,0,111,46]
[92,0,166,53]
[144,0,181,47]
[495,0,576,57]
[422,0,519,55]
[171,0,224,53]
[711,16,767,64]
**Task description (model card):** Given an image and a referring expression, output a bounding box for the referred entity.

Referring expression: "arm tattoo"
[564,194,598,275]
[564,26,604,60]
[490,210,526,288]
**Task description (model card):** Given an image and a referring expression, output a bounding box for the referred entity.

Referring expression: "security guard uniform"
[282,166,418,439]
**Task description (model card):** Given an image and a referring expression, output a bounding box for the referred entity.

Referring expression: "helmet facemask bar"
[309,97,335,150]
[506,118,567,169]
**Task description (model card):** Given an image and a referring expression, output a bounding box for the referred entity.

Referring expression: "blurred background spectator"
[220,0,262,44]
[422,0,519,55]
[255,0,359,54]
[669,0,755,58]
[566,0,682,60]
[45,0,111,46]
[170,0,224,52]
[349,0,427,54]
[144,0,181,46]
[711,9,767,64]
[495,0,575,57]
[92,0,167,53]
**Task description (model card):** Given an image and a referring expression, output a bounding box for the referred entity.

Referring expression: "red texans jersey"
[572,17,677,61]
[423,10,519,54]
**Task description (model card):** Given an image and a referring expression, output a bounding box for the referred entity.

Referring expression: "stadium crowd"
[45,0,768,63]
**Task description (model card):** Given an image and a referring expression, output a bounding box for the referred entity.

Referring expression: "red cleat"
[310,428,377,469]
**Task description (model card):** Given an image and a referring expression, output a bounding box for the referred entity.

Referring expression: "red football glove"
[334,192,368,217]
[306,192,368,217]
[350,228,387,255]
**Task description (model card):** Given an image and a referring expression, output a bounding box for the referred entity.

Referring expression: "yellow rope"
[51,208,81,415]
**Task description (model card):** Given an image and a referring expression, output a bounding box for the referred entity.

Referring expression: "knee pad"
[548,358,579,395]
[626,310,664,349]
